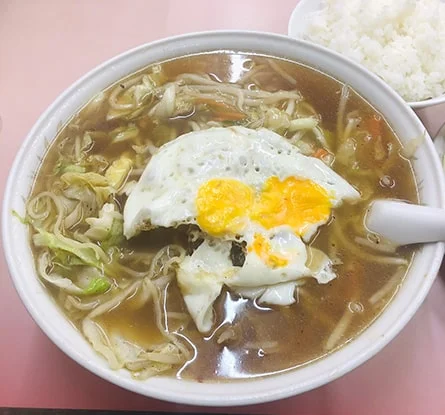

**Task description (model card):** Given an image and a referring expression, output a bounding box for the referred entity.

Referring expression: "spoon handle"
[366,200,445,245]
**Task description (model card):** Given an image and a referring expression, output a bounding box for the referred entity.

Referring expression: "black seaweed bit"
[230,241,247,267]
[187,234,204,255]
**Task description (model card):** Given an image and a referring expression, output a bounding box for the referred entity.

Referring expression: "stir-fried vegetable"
[83,277,111,296]
[105,157,132,189]
[33,229,103,268]
[85,203,124,250]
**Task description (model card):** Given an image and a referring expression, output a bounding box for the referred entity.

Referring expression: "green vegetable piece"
[85,203,124,250]
[61,172,109,187]
[105,157,132,189]
[110,125,140,143]
[33,230,102,269]
[102,217,124,251]
[83,277,111,295]
[63,165,86,174]
[12,210,29,224]
[61,171,113,203]
[52,251,86,268]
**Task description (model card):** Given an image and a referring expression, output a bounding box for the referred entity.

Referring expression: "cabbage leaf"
[83,277,111,295]
[33,229,102,269]
[105,157,132,189]
[38,253,110,296]
[85,203,124,250]
[61,171,114,203]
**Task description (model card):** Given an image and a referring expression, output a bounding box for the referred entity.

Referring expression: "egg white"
[177,232,336,333]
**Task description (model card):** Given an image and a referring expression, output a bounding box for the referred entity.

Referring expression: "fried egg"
[124,127,359,240]
[123,126,360,333]
[178,233,335,332]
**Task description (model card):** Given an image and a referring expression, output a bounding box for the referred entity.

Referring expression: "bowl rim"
[287,0,445,110]
[408,95,445,109]
[2,30,445,407]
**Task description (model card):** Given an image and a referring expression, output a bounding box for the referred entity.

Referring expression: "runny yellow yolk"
[196,178,255,236]
[250,176,332,236]
[196,176,332,266]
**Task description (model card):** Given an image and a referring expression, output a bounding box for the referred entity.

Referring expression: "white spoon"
[366,200,445,245]
[366,122,445,245]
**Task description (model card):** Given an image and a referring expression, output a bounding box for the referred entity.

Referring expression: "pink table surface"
[1,1,445,414]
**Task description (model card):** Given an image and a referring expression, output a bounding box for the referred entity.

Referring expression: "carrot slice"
[366,115,382,138]
[194,97,230,111]
[313,148,330,159]
[194,98,246,121]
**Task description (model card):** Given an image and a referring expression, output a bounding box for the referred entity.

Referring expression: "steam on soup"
[24,53,417,381]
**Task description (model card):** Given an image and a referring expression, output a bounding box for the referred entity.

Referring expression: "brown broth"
[29,52,418,381]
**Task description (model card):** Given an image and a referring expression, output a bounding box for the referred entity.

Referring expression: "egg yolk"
[196,176,332,249]
[196,178,254,236]
[251,176,332,236]
[249,233,289,268]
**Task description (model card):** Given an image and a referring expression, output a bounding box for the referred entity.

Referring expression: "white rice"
[304,0,445,102]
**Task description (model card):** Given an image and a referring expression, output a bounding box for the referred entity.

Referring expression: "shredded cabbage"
[38,253,110,295]
[54,162,86,175]
[150,84,177,119]
[83,277,111,295]
[61,171,114,203]
[33,229,103,268]
[85,203,124,250]
[105,157,132,189]
[110,124,140,143]
[133,75,156,105]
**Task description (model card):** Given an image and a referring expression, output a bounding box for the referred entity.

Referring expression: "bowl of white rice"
[288,0,445,109]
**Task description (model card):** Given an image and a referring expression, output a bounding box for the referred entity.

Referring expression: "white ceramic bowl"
[288,0,445,109]
[2,31,445,406]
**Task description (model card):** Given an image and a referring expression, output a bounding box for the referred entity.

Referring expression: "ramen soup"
[24,53,418,381]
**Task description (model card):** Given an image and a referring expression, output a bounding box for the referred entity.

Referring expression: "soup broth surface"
[28,52,417,381]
